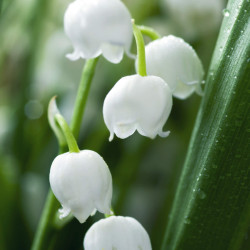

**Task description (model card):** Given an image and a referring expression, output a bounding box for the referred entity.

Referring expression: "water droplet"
[223,9,230,17]
[184,216,191,224]
[197,189,206,199]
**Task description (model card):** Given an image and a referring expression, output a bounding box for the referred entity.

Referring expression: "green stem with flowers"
[31,58,98,250]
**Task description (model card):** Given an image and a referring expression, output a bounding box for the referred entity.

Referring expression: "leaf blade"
[161,0,250,249]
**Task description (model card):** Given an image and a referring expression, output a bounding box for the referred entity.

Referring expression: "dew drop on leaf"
[223,9,230,17]
[197,189,206,199]
[184,216,191,225]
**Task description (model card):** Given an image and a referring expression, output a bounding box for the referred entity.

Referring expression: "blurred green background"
[0,0,227,249]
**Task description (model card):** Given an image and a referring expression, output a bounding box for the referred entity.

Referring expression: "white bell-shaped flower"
[144,35,204,99]
[49,150,112,223]
[64,0,133,63]
[84,216,152,250]
[103,74,172,141]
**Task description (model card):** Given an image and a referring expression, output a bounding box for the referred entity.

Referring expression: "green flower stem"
[31,59,99,250]
[54,114,80,153]
[31,189,60,250]
[137,25,161,40]
[70,58,99,139]
[133,22,147,76]
[105,208,115,218]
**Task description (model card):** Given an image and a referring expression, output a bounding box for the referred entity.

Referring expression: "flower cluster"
[48,0,205,249]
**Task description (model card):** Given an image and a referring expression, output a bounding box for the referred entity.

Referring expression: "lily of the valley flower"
[49,150,112,223]
[64,0,133,63]
[103,74,172,141]
[84,216,152,250]
[144,35,204,99]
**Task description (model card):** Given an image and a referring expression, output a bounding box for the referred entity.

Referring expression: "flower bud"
[144,35,204,99]
[103,74,172,141]
[84,216,152,250]
[64,0,133,63]
[49,150,112,223]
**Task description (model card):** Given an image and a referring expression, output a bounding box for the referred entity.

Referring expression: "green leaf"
[161,0,250,249]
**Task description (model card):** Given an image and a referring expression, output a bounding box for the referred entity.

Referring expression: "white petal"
[195,82,204,96]
[144,35,204,99]
[103,74,172,140]
[64,0,133,63]
[66,50,81,61]
[173,80,197,99]
[101,43,124,64]
[158,130,170,138]
[49,150,112,223]
[84,216,152,250]
[59,206,71,219]
[113,122,137,139]
[109,132,114,142]
[90,209,97,217]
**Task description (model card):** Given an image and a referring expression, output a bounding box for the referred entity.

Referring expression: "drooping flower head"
[84,216,152,250]
[49,150,112,223]
[103,74,172,141]
[64,0,133,63]
[144,35,204,99]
